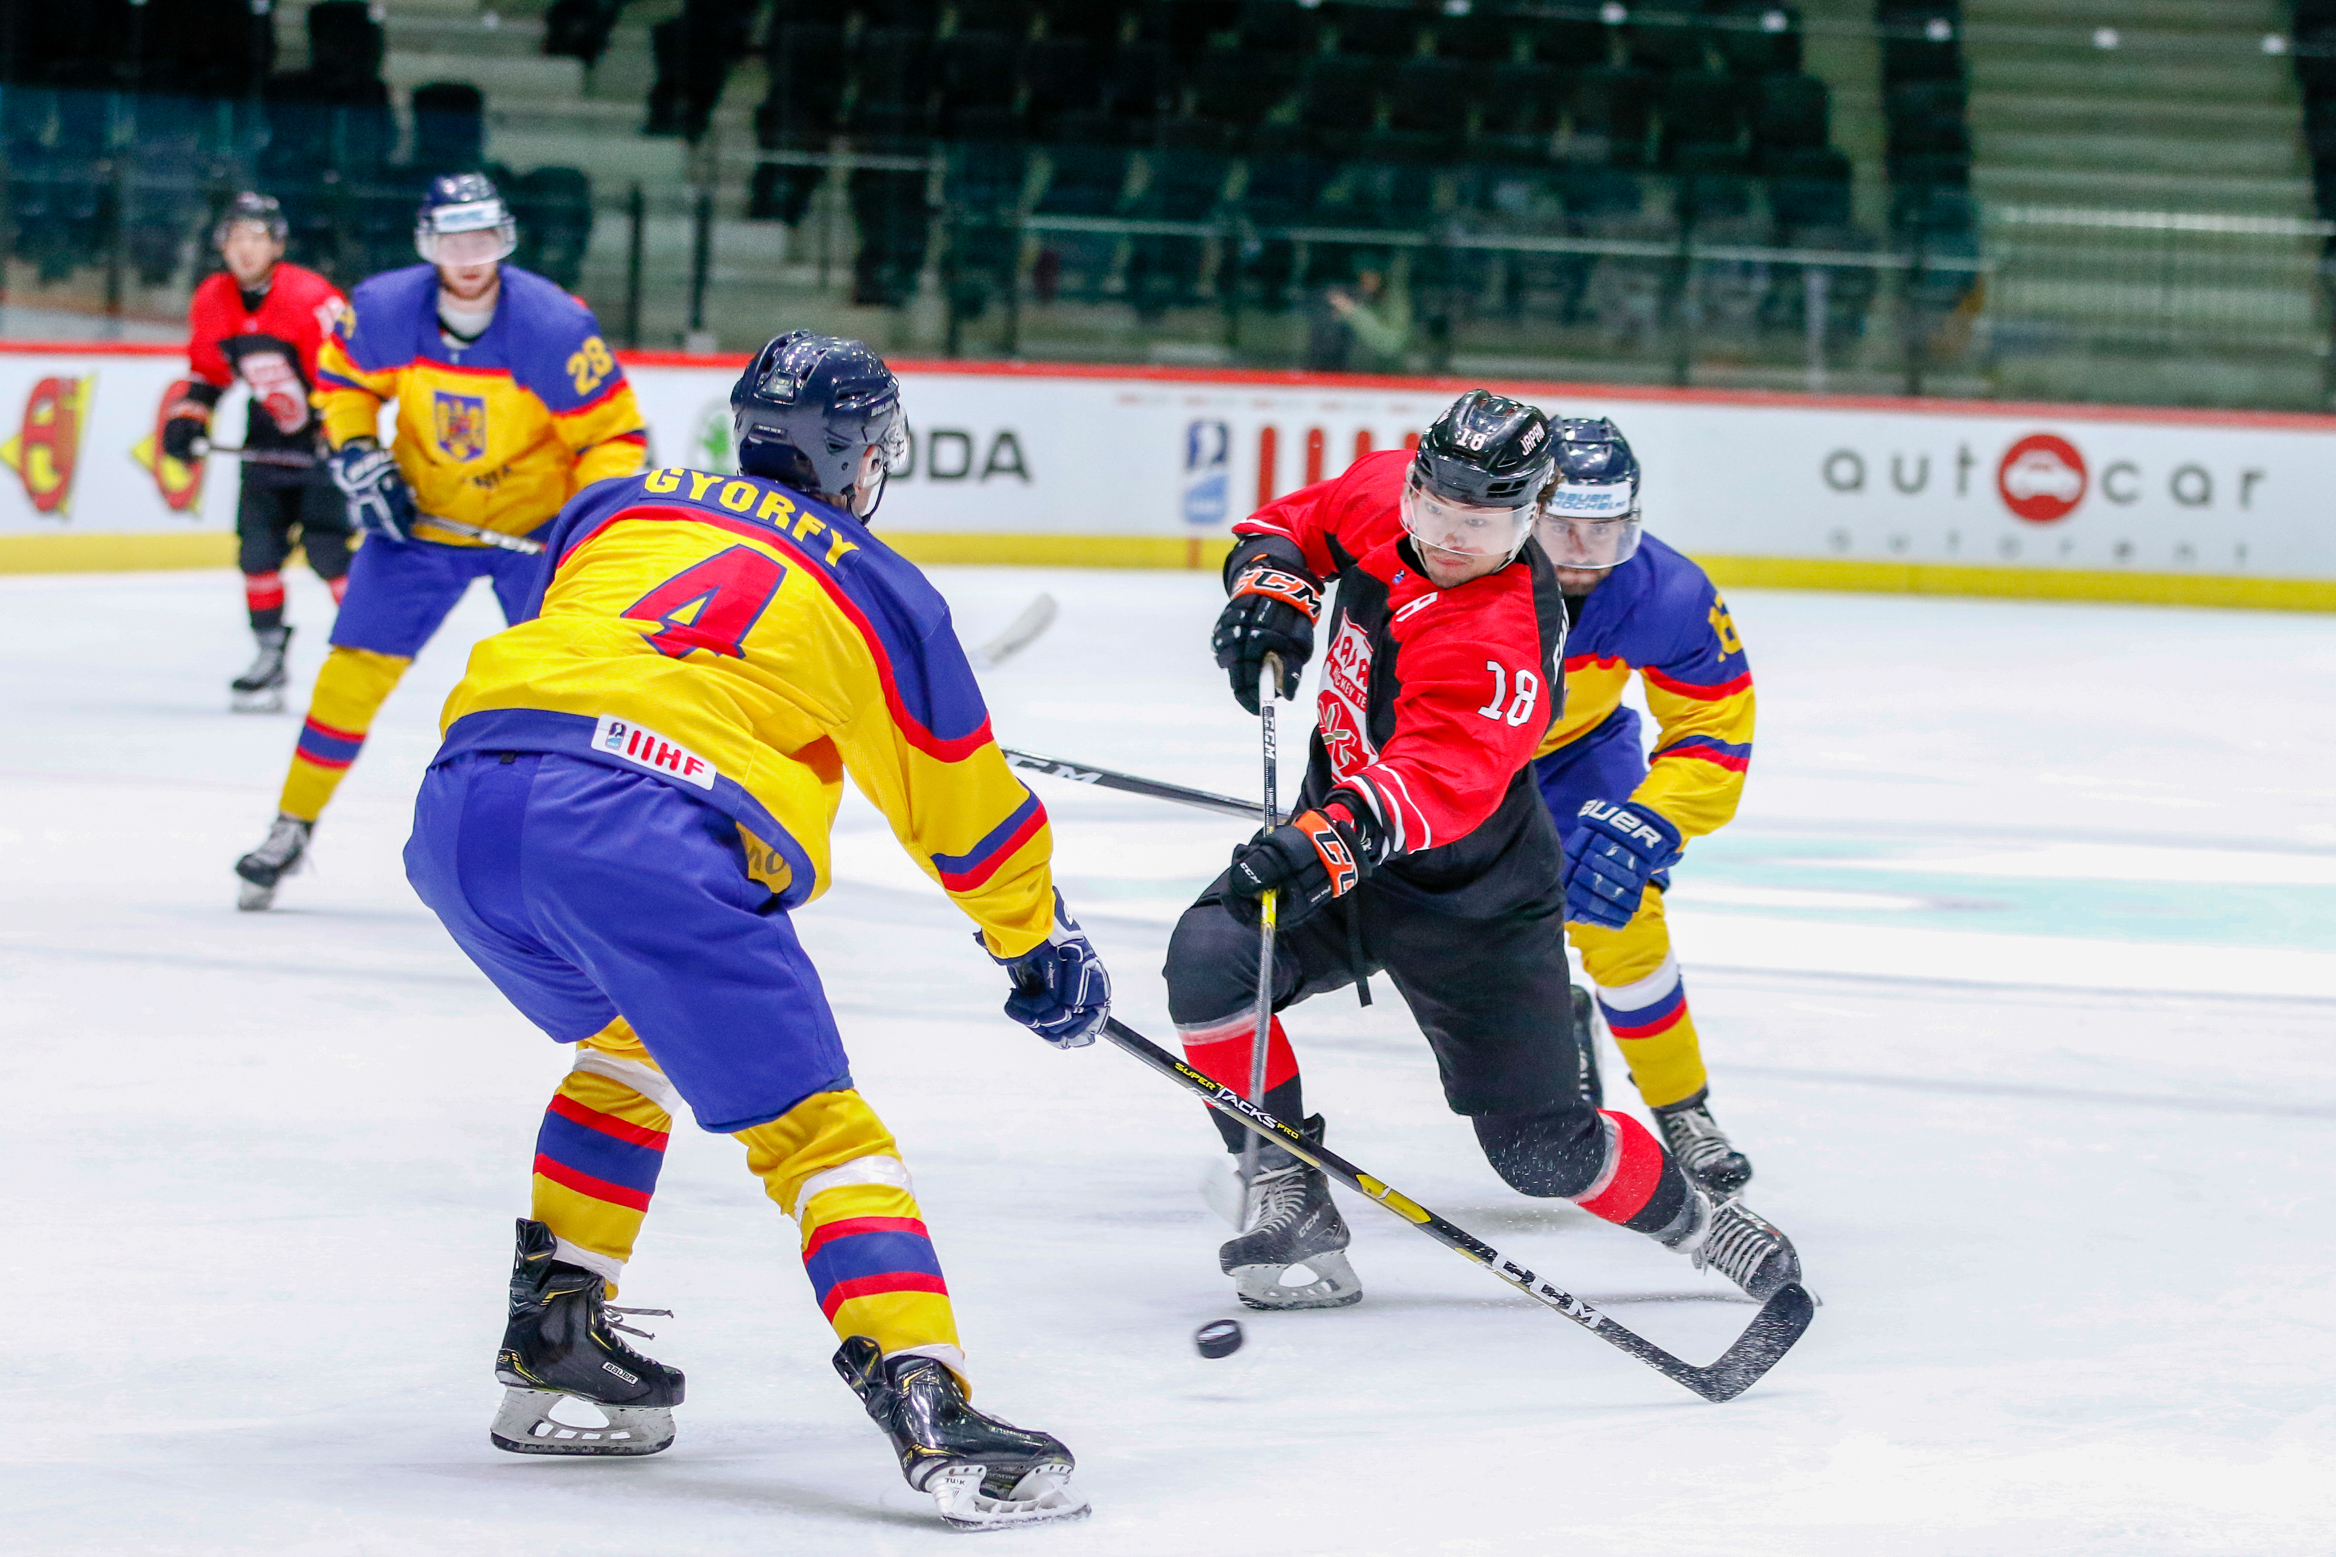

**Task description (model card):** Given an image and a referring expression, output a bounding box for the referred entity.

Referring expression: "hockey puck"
[1193,1319,1244,1360]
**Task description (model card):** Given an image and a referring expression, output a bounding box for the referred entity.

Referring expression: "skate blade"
[488,1387,675,1456]
[235,879,277,912]
[1230,1250,1363,1311]
[927,1461,1090,1530]
[230,690,287,714]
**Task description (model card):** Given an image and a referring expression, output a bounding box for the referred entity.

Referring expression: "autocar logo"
[132,377,206,513]
[1997,433,2087,523]
[0,374,95,516]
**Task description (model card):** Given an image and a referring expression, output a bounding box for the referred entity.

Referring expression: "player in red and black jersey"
[162,192,351,712]
[1168,391,1802,1314]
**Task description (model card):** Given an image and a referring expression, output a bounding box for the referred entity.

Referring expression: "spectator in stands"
[1307,257,1411,374]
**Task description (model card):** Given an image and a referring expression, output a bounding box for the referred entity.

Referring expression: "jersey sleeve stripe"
[930,790,1047,891]
[1652,734,1752,772]
[1642,665,1752,701]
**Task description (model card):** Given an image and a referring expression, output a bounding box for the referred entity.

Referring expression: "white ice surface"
[3,567,2332,1556]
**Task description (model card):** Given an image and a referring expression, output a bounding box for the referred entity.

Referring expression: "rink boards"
[2,341,2332,609]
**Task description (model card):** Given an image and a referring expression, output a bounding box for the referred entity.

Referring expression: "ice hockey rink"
[5,563,2331,1556]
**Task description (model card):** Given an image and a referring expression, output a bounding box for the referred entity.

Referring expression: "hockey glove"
[1213,562,1322,715]
[1226,790,1383,929]
[160,411,211,463]
[1563,798,1684,929]
[328,438,417,545]
[986,890,1111,1049]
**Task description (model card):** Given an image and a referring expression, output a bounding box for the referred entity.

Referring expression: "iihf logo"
[592,714,716,791]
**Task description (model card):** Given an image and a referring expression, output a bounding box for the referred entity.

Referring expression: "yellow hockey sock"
[528,1019,676,1289]
[278,646,410,822]
[1570,887,1711,1110]
[736,1090,966,1389]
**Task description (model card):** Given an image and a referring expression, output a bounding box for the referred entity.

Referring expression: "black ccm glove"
[1211,560,1322,715]
[1225,788,1386,930]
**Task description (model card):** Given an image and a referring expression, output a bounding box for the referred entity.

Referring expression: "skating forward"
[1179,390,1801,1314]
[233,172,647,909]
[405,334,1102,1529]
[164,192,352,715]
[1533,419,1760,1194]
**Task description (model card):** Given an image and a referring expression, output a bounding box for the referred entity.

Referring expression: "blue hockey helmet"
[1535,417,1643,571]
[1402,390,1554,560]
[730,331,909,519]
[414,172,517,266]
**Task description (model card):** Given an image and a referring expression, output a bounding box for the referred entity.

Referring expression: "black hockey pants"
[1164,871,1633,1205]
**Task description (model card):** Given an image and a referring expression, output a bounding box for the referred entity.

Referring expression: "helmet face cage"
[1401,464,1538,560]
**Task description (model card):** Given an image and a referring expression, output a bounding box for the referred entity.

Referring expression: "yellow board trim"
[0,530,237,573]
[1693,555,2336,613]
[7,528,2334,612]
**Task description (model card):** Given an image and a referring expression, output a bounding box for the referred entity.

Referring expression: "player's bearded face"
[438,257,501,302]
[218,223,283,287]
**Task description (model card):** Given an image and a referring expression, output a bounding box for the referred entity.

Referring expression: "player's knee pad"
[1471,1101,1609,1199]
[1164,891,1261,1024]
[734,1088,908,1218]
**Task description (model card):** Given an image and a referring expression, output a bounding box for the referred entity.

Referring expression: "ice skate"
[1664,1189,1801,1302]
[232,813,312,911]
[1570,985,1604,1111]
[1220,1115,1362,1311]
[230,626,291,713]
[1652,1088,1753,1196]
[490,1218,683,1457]
[833,1335,1089,1530]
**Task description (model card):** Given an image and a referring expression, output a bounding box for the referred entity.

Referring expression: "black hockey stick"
[190,438,317,470]
[1100,1016,1815,1402]
[1000,749,1258,822]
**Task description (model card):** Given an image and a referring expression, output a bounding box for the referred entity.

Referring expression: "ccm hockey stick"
[1000,749,1258,822]
[1099,1016,1816,1402]
[1241,655,1283,1189]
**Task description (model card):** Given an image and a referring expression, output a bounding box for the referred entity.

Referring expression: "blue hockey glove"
[328,439,416,544]
[1564,798,1684,929]
[985,890,1111,1049]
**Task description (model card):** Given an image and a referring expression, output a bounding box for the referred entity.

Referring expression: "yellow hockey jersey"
[433,466,1058,958]
[315,264,647,543]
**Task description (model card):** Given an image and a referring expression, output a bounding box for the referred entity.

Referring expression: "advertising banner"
[5,343,2332,605]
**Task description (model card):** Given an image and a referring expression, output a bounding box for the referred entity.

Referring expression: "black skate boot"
[233,813,312,911]
[1220,1115,1362,1311]
[1651,1088,1753,1196]
[1571,985,1604,1112]
[490,1218,684,1456]
[834,1335,1089,1529]
[1662,1190,1801,1302]
[231,626,291,713]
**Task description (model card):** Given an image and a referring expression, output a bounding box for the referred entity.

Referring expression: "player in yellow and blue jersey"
[1532,418,1762,1195]
[233,173,648,909]
[400,333,1105,1530]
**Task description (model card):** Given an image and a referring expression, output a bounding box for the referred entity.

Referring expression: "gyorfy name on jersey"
[593,714,716,791]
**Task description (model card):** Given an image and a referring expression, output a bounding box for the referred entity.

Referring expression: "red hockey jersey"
[181,264,347,453]
[1233,448,1569,916]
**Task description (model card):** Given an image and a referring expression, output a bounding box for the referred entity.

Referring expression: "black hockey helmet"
[1535,416,1645,571]
[1402,390,1554,560]
[731,331,909,520]
[212,191,288,248]
[414,172,517,265]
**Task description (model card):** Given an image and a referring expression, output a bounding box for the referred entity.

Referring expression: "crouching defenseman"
[1531,418,1762,1195]
[1177,390,1800,1313]
[234,172,647,909]
[402,332,1105,1529]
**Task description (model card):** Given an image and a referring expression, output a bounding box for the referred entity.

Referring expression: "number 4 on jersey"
[623,544,786,659]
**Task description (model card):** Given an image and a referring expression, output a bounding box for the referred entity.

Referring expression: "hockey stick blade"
[1100,1017,1814,1402]
[971,593,1058,670]
[1001,749,1260,821]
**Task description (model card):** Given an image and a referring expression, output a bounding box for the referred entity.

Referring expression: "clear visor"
[416,222,517,266]
[1535,484,1644,571]
[1400,467,1535,559]
[849,413,909,519]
